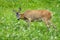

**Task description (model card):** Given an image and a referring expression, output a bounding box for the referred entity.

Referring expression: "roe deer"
[13,8,56,30]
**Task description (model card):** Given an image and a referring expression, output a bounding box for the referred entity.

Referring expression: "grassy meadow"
[0,0,60,40]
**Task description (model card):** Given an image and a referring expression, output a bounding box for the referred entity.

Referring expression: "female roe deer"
[13,8,56,30]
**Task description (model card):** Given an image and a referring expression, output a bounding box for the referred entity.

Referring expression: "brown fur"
[14,9,56,30]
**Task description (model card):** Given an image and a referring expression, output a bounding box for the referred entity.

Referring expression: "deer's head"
[13,8,21,20]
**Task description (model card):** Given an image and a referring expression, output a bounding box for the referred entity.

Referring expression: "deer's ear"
[19,8,21,11]
[18,8,21,12]
[13,10,16,12]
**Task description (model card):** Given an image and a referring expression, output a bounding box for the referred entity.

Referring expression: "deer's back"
[24,10,51,20]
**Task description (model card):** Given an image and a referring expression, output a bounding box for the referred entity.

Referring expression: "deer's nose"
[17,18,20,20]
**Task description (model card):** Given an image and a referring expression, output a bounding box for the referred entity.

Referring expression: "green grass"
[0,0,60,40]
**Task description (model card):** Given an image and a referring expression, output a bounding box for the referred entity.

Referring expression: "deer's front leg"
[27,18,31,27]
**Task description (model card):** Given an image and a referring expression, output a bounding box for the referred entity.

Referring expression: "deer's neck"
[20,14,24,18]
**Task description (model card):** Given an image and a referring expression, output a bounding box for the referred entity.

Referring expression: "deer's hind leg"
[42,18,51,30]
[48,20,56,29]
[42,17,56,31]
